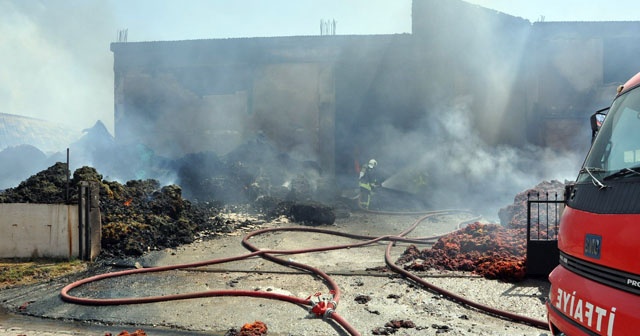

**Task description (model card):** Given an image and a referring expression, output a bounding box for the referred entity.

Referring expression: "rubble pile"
[223,321,268,336]
[105,330,147,336]
[498,180,566,232]
[396,181,565,282]
[0,161,338,257]
[372,319,417,335]
[99,180,224,257]
[0,163,225,257]
[397,222,526,282]
[0,161,70,204]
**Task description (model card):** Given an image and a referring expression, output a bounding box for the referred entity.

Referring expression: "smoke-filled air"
[2,0,630,221]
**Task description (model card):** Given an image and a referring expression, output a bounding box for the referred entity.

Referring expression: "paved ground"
[0,211,550,336]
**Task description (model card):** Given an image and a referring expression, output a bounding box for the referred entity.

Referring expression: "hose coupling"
[308,291,337,319]
[323,307,335,320]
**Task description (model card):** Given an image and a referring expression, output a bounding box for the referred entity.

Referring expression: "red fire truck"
[547,73,640,335]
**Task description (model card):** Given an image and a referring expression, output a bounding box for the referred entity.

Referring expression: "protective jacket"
[359,161,378,209]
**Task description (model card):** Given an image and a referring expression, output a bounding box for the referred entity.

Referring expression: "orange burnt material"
[397,222,527,282]
[113,330,147,336]
[240,320,268,335]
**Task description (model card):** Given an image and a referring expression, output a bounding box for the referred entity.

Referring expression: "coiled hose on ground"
[60,209,548,335]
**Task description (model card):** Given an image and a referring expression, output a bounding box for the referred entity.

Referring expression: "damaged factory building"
[4,0,640,213]
[3,1,640,333]
[108,0,640,210]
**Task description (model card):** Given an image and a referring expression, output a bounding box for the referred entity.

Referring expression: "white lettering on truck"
[555,287,617,335]
[627,278,640,288]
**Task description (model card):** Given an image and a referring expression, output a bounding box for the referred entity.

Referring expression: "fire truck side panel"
[548,265,638,335]
[548,71,640,335]
[558,206,640,274]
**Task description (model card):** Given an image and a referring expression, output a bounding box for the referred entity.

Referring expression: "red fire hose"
[383,214,549,329]
[60,209,547,334]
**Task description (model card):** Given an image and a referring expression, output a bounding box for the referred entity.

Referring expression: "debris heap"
[396,222,526,282]
[499,179,565,236]
[0,162,338,258]
[396,180,566,282]
[0,163,223,257]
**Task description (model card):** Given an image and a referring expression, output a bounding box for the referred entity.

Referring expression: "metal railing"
[526,191,564,241]
[525,191,565,277]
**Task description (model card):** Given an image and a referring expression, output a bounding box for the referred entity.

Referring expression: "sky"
[1,0,639,135]
[465,0,640,22]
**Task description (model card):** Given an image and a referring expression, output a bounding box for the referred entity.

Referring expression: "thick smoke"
[0,1,603,217]
[0,1,114,133]
[0,1,116,188]
[337,1,603,219]
[371,95,584,220]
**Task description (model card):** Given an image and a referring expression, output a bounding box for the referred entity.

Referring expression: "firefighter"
[359,159,379,209]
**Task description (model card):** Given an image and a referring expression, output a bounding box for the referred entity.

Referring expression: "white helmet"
[367,159,377,168]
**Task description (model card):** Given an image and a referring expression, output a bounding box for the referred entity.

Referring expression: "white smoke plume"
[376,95,585,220]
[0,0,114,133]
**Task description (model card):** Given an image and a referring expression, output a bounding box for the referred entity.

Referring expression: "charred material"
[397,223,526,282]
[174,135,327,205]
[372,319,417,335]
[254,199,336,226]
[224,321,268,336]
[1,163,225,257]
[498,180,566,232]
[0,161,338,258]
[0,162,71,204]
[395,181,566,283]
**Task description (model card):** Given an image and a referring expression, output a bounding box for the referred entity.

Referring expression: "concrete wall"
[251,62,335,174]
[412,0,532,146]
[110,37,344,184]
[109,1,640,181]
[526,21,640,150]
[0,203,79,259]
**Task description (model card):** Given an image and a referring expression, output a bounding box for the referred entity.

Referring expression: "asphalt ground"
[0,211,550,336]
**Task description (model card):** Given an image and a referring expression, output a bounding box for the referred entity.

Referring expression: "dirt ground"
[0,211,550,336]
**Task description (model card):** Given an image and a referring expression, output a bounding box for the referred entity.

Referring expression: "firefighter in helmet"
[359,159,379,209]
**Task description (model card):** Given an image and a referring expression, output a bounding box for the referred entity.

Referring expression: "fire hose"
[60,209,548,334]
[346,207,548,329]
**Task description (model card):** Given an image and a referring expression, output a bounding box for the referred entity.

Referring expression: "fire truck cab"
[547,73,640,335]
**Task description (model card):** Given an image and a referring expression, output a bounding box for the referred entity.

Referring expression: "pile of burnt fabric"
[174,137,327,205]
[396,222,526,282]
[105,330,147,336]
[498,180,566,237]
[0,162,340,257]
[99,179,225,257]
[254,198,337,225]
[395,181,566,282]
[0,163,225,257]
[0,161,71,204]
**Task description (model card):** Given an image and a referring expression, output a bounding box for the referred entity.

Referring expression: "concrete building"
[109,0,640,181]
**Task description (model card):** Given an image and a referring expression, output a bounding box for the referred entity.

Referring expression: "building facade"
[110,0,640,181]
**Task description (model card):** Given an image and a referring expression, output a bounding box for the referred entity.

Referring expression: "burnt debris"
[395,181,566,283]
[0,159,338,258]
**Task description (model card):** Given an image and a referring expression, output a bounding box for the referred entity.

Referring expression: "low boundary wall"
[0,203,100,260]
